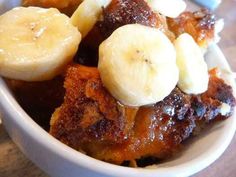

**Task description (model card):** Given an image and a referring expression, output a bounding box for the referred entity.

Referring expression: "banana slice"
[0,7,81,81]
[174,33,209,94]
[98,24,178,106]
[147,0,186,18]
[71,0,111,38]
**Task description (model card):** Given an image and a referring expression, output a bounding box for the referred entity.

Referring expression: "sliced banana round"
[174,33,209,94]
[71,0,111,38]
[0,7,81,81]
[147,0,186,18]
[98,24,179,106]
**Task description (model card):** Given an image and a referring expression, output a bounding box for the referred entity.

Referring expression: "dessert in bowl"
[0,0,235,176]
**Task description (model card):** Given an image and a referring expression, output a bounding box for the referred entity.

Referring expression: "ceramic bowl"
[0,1,236,177]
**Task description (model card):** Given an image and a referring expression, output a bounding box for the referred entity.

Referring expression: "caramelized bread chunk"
[82,87,195,164]
[99,0,168,38]
[75,0,174,66]
[50,65,235,165]
[50,65,137,146]
[192,69,236,123]
[167,9,216,48]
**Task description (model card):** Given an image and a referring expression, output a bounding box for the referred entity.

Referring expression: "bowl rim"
[0,44,236,177]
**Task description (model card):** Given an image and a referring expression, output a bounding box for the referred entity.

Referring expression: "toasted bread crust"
[50,65,235,165]
[167,9,216,48]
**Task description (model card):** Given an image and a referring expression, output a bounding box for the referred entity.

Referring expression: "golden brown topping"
[50,65,235,165]
[100,0,164,36]
[76,0,174,66]
[50,65,137,146]
[167,9,216,48]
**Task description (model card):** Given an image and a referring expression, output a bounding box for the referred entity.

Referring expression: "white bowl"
[1,1,236,177]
